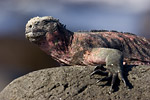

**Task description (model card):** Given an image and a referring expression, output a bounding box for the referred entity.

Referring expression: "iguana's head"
[25,16,61,43]
[25,16,73,53]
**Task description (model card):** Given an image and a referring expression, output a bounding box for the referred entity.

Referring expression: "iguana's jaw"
[25,30,46,43]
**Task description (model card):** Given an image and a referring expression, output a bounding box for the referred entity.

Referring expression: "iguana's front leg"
[90,65,108,76]
[89,48,127,93]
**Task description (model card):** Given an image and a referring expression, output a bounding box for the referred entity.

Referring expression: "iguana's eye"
[42,20,49,24]
[35,21,39,25]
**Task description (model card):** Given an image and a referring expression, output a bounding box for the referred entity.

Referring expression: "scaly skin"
[25,16,150,93]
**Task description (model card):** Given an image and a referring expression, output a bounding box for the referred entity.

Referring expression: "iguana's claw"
[90,65,108,77]
[96,76,112,83]
[90,69,108,76]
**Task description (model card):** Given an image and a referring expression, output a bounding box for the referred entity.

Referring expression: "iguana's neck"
[39,29,74,65]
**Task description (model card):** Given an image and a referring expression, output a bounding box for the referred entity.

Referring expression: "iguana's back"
[71,31,150,65]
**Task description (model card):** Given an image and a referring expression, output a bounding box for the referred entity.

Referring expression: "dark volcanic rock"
[0,65,150,100]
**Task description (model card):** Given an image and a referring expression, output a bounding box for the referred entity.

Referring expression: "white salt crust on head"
[26,16,59,28]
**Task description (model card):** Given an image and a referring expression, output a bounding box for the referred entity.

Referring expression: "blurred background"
[0,0,150,91]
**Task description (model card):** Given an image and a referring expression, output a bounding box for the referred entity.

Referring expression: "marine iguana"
[25,16,150,93]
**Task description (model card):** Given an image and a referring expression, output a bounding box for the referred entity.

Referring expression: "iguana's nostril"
[29,25,32,28]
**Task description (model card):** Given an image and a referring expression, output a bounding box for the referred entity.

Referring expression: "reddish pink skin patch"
[83,49,106,65]
[39,31,150,66]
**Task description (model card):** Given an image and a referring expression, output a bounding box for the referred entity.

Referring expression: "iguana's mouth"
[25,31,46,42]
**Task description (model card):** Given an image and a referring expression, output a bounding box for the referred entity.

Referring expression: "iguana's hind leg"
[106,65,127,93]
[119,68,127,87]
[90,48,128,93]
[108,70,118,93]
[105,51,127,93]
[90,64,118,93]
